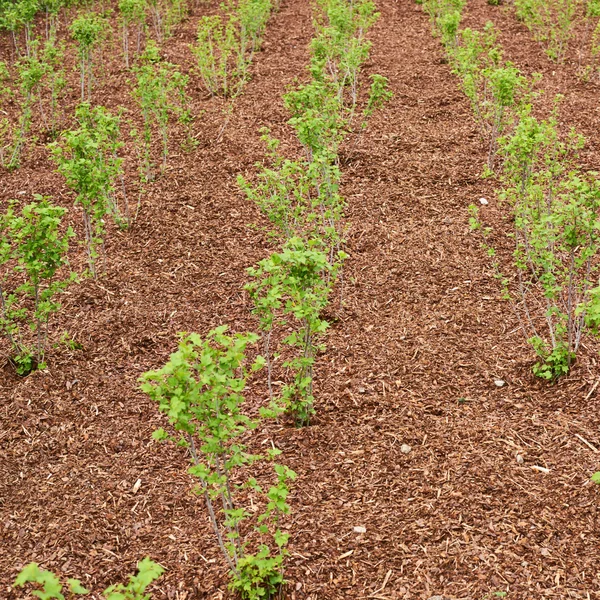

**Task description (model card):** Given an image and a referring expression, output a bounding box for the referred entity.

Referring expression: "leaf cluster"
[50,102,125,274]
[0,197,74,374]
[14,558,164,600]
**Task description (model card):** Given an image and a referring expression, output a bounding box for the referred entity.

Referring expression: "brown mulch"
[2,0,600,599]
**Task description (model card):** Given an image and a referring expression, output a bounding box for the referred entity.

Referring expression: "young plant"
[284,79,347,162]
[578,0,600,78]
[450,23,534,170]
[70,11,106,100]
[513,0,580,62]
[40,0,64,41]
[50,102,126,275]
[5,41,47,169]
[237,0,272,74]
[14,558,164,599]
[163,0,189,40]
[0,197,74,375]
[119,0,147,68]
[191,0,273,98]
[0,59,9,164]
[1,0,40,56]
[494,109,600,379]
[239,128,346,255]
[41,36,67,135]
[421,0,466,41]
[146,0,187,42]
[246,238,337,425]
[191,13,240,97]
[132,41,191,181]
[310,0,380,114]
[363,73,393,120]
[140,326,296,598]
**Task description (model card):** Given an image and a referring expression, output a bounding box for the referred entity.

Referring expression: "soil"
[2,0,600,599]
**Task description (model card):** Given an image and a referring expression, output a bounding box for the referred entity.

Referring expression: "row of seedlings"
[138,0,391,598]
[420,0,600,380]
[0,0,278,371]
[0,0,189,168]
[241,0,392,425]
[2,1,191,593]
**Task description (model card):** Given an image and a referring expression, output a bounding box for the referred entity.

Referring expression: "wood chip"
[531,465,551,474]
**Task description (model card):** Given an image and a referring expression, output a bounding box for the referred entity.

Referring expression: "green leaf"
[152,428,169,441]
[67,579,89,594]
[14,563,43,586]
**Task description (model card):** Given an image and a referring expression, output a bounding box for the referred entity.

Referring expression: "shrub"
[0,197,74,375]
[140,326,296,598]
[119,0,148,67]
[480,107,600,379]
[132,41,191,181]
[70,11,107,100]
[50,103,126,275]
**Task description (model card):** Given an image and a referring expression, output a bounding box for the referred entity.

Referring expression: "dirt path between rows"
[2,0,600,599]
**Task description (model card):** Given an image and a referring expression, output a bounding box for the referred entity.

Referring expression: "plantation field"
[2,0,600,598]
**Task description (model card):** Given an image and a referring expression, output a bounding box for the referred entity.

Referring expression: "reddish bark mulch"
[2,0,600,599]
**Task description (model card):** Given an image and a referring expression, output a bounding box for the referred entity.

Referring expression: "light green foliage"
[119,0,147,67]
[247,238,336,425]
[0,197,74,375]
[191,14,239,96]
[41,37,67,134]
[237,0,272,64]
[132,41,191,181]
[290,0,390,148]
[50,102,126,275]
[103,558,165,600]
[513,0,581,62]
[239,130,345,248]
[147,0,188,43]
[164,0,189,38]
[4,39,51,169]
[578,0,600,79]
[39,0,65,40]
[364,73,393,119]
[448,23,535,170]
[70,11,106,100]
[0,36,67,168]
[0,0,40,55]
[421,0,598,379]
[140,326,296,598]
[0,60,11,166]
[14,558,163,599]
[240,0,387,427]
[14,562,76,599]
[191,0,272,97]
[496,108,600,379]
[284,79,347,161]
[421,0,466,46]
[310,0,379,109]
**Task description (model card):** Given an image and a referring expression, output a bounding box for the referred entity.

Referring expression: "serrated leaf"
[67,579,89,594]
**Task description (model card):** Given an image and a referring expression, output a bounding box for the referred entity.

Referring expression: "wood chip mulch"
[1,0,600,598]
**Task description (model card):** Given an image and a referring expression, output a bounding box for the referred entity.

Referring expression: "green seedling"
[50,102,126,276]
[14,558,164,599]
[0,197,74,375]
[141,326,296,598]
